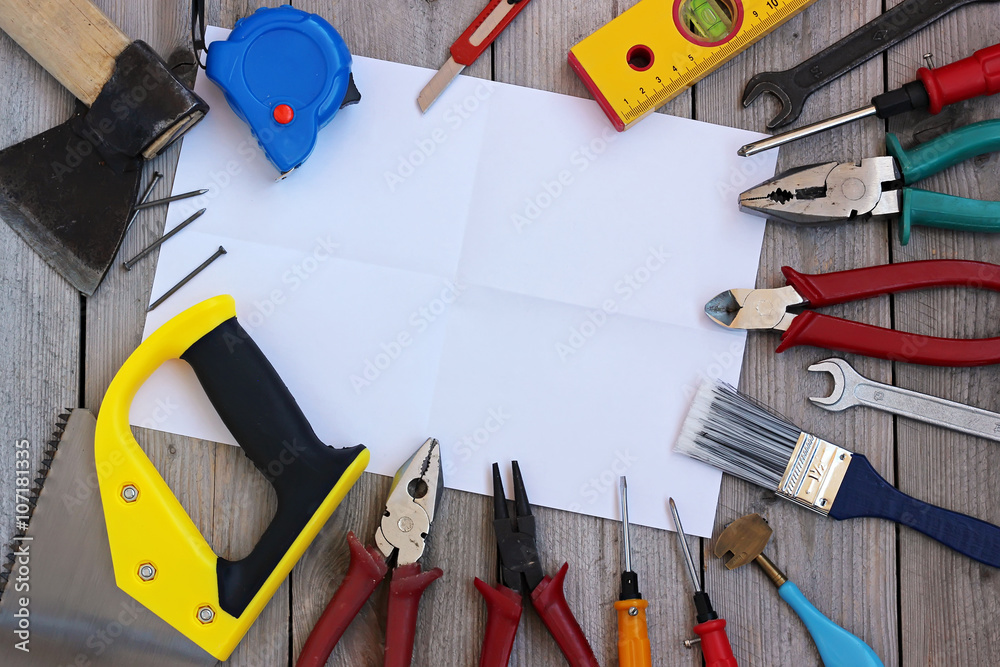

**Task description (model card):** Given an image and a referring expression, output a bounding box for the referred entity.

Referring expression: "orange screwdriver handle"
[614,599,651,667]
[530,563,600,667]
[918,42,1000,114]
[474,578,524,667]
[693,618,738,667]
[296,532,388,667]
[384,562,444,667]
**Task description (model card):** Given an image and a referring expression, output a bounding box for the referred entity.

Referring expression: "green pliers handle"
[887,119,1000,244]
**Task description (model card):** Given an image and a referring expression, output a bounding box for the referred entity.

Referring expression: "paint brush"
[675,380,1000,568]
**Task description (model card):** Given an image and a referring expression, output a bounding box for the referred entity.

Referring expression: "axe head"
[0,108,141,295]
[713,513,773,570]
[0,42,207,295]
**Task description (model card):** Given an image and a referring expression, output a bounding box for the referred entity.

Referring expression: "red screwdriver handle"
[384,562,444,667]
[296,532,388,667]
[917,42,1000,114]
[530,563,600,667]
[693,619,738,667]
[450,0,533,67]
[781,260,1000,307]
[474,578,524,667]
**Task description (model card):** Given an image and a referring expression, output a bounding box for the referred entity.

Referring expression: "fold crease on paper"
[130,26,776,537]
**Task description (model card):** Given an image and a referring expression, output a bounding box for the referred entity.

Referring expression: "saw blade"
[0,411,65,603]
[0,409,216,666]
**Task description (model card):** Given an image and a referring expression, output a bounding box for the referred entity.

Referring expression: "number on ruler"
[766,0,779,8]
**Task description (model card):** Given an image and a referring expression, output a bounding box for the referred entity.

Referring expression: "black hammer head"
[0,42,208,295]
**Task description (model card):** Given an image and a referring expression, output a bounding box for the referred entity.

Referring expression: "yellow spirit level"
[569,0,819,131]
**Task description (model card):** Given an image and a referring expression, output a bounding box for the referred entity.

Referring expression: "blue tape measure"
[206,5,360,176]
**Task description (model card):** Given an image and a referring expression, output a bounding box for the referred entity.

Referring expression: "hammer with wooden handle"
[714,514,884,667]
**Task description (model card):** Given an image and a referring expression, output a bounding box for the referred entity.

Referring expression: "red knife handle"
[450,0,531,67]
[474,578,524,667]
[917,42,1000,114]
[693,619,738,667]
[296,532,389,667]
[782,260,1000,307]
[529,563,600,667]
[777,310,1000,366]
[385,562,444,667]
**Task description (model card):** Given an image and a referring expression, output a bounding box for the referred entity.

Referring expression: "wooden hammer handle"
[0,0,130,105]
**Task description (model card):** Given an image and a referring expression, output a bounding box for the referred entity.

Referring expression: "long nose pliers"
[739,119,1000,244]
[706,259,1000,367]
[474,461,600,667]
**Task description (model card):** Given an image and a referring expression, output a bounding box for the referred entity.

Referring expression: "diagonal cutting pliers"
[474,462,600,667]
[297,438,444,667]
[739,119,1000,244]
[705,259,1000,367]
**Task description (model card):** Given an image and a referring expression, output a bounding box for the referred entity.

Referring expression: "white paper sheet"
[130,27,776,537]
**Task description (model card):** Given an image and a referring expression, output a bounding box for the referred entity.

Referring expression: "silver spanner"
[808,357,1000,443]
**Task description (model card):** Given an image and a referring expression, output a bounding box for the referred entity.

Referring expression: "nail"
[127,171,163,227]
[146,246,227,313]
[134,188,209,210]
[124,208,207,270]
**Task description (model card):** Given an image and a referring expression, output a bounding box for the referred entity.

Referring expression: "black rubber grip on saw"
[181,317,366,618]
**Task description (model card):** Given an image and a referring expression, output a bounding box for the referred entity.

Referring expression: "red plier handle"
[385,563,444,667]
[474,578,524,667]
[297,532,388,667]
[296,533,443,667]
[775,260,1000,366]
[530,564,600,667]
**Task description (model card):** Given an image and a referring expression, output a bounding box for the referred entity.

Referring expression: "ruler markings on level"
[572,0,818,129]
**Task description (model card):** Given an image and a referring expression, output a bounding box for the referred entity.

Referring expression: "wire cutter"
[474,462,599,667]
[297,438,444,667]
[705,259,1000,367]
[739,119,1000,244]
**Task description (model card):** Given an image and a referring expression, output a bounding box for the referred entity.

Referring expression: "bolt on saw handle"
[95,295,369,661]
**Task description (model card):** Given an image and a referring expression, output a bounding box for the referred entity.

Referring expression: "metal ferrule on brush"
[778,433,853,514]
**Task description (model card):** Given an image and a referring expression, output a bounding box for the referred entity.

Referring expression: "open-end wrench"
[742,0,1000,129]
[808,357,1000,443]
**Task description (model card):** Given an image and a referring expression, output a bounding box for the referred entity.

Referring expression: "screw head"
[197,606,215,624]
[121,485,139,502]
[628,606,638,617]
[138,563,156,581]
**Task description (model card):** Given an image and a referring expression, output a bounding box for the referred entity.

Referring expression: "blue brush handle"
[829,454,1000,567]
[777,582,883,667]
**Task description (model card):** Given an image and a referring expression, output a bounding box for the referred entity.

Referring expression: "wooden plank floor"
[2,0,999,665]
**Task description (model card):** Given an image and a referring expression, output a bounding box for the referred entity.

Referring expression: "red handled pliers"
[705,259,1000,367]
[475,461,599,667]
[297,438,443,667]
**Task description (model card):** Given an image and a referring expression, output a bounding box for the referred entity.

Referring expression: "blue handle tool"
[715,513,883,667]
[778,582,883,667]
[206,5,360,176]
[830,454,1000,568]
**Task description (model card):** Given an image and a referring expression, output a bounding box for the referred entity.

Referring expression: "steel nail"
[124,208,207,270]
[134,188,209,210]
[146,246,227,313]
[127,171,163,227]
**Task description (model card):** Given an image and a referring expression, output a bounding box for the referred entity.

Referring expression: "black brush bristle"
[675,380,803,489]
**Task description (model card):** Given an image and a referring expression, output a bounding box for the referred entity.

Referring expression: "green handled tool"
[739,119,1000,244]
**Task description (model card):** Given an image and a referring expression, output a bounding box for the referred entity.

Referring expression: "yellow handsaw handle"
[95,295,369,660]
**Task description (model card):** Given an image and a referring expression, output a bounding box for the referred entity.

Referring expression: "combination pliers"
[740,119,1000,244]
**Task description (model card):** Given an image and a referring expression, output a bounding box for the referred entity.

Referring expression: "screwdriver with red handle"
[668,498,738,667]
[739,41,1000,157]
